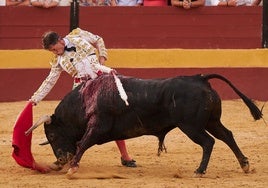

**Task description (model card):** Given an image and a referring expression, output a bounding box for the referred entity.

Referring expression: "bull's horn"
[25,115,51,136]
[39,140,50,146]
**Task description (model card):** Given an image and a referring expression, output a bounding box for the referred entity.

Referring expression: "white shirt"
[206,0,253,6]
[116,0,143,6]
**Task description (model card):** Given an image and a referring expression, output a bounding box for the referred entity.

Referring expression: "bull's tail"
[203,74,263,121]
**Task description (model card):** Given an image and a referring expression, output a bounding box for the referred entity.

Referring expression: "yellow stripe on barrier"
[108,49,268,68]
[0,49,267,69]
[0,50,54,69]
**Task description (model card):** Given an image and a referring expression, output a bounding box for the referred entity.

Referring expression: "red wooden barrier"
[0,6,262,49]
[1,67,267,102]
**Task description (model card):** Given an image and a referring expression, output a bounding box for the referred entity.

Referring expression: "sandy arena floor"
[1,100,268,188]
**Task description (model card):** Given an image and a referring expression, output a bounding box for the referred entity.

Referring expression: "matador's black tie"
[64,46,76,52]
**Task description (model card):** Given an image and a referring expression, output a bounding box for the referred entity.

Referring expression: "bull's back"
[121,74,215,104]
[120,75,219,122]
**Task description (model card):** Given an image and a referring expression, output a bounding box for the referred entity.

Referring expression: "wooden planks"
[1,67,267,101]
[0,6,262,49]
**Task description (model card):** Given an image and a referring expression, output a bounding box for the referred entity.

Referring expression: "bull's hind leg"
[179,126,215,176]
[206,120,249,173]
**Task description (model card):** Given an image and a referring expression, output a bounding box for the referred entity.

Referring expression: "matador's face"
[48,39,65,56]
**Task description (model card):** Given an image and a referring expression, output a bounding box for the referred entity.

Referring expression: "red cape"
[12,101,47,172]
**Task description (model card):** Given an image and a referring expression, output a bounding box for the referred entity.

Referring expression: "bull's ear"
[39,140,50,146]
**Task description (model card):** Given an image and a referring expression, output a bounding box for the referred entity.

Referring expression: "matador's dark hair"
[42,31,61,49]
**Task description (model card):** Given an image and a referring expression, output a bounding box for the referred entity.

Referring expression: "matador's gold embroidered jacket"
[31,28,111,104]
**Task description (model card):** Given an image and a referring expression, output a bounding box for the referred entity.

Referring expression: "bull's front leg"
[66,123,97,177]
[66,148,83,177]
[66,137,93,177]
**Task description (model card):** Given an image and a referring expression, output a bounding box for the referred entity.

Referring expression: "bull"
[26,73,263,177]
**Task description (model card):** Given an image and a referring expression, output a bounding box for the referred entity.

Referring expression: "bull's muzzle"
[50,152,74,171]
[56,149,74,165]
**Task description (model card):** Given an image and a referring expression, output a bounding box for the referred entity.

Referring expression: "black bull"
[41,74,263,176]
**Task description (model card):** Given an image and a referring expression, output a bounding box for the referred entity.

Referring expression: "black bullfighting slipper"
[121,157,137,167]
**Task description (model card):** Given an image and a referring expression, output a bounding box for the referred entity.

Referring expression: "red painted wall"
[0,6,262,49]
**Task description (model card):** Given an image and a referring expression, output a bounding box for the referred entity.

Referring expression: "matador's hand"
[29,99,37,106]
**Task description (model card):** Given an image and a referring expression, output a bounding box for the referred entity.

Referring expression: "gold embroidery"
[61,56,77,77]
[65,36,95,62]
[69,28,80,36]
[67,28,107,59]
[49,55,58,66]
[59,29,107,77]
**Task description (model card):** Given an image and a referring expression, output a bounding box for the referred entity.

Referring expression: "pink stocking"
[115,140,132,161]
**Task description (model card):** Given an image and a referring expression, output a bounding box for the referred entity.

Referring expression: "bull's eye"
[48,133,55,141]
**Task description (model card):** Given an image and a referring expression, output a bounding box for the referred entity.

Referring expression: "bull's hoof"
[241,158,250,173]
[192,172,205,178]
[66,166,79,179]
[193,169,206,178]
[242,162,250,173]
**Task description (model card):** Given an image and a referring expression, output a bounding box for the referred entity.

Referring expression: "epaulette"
[69,28,81,36]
